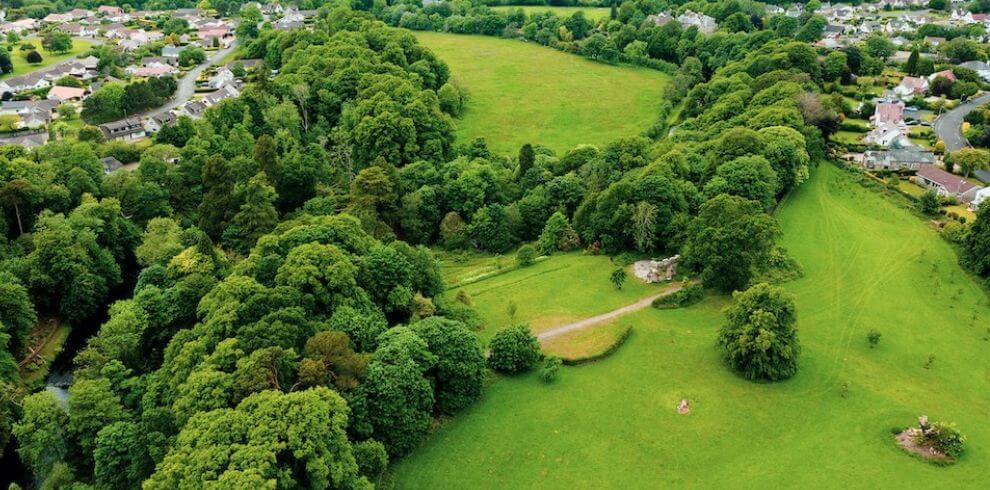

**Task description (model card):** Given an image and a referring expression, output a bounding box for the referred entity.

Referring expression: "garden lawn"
[443,252,663,342]
[393,163,990,487]
[1,38,95,79]
[412,32,669,155]
[490,6,611,21]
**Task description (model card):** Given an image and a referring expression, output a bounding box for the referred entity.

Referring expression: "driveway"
[933,92,990,151]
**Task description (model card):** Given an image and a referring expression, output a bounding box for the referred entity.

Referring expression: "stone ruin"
[632,255,680,283]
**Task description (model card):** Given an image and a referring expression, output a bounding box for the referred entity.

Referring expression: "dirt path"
[537,282,687,342]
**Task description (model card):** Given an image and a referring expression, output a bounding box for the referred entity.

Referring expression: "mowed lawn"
[393,163,990,487]
[413,32,669,155]
[1,38,95,79]
[444,252,664,342]
[491,6,611,21]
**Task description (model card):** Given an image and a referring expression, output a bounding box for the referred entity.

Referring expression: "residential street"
[126,40,239,120]
[933,92,990,152]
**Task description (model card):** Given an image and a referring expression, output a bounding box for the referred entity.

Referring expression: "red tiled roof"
[917,165,979,194]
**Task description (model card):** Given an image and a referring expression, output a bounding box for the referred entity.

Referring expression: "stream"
[1,288,122,488]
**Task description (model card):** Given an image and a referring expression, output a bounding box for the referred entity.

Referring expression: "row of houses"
[856,150,990,207]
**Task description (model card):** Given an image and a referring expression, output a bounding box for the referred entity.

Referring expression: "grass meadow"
[490,6,612,21]
[443,252,663,342]
[393,163,990,487]
[412,32,669,155]
[1,38,95,79]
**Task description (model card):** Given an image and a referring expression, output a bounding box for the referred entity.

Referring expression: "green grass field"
[1,38,95,79]
[393,163,990,487]
[490,5,611,21]
[445,252,663,342]
[413,32,669,155]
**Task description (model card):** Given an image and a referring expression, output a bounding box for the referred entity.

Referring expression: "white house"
[894,76,929,99]
[973,187,990,208]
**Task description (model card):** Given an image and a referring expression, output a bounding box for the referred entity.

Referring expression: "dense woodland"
[1,0,990,488]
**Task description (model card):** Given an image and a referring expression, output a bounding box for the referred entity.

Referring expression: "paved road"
[933,92,990,151]
[537,282,688,342]
[126,40,239,120]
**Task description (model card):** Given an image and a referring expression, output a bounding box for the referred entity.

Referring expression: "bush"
[717,283,800,382]
[352,439,388,482]
[487,324,541,373]
[26,50,42,64]
[652,282,705,309]
[867,329,881,348]
[539,356,561,383]
[516,244,536,267]
[929,422,966,458]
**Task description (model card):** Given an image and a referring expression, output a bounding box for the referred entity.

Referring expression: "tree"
[0,48,12,75]
[610,266,627,290]
[823,51,848,82]
[684,194,780,292]
[867,329,882,348]
[947,148,990,178]
[26,50,43,64]
[865,35,895,61]
[0,178,34,236]
[631,201,658,252]
[518,143,535,179]
[0,272,38,357]
[146,388,362,488]
[918,189,941,215]
[42,30,72,54]
[409,317,485,414]
[704,156,780,209]
[135,217,185,267]
[487,324,541,373]
[717,283,800,382]
[178,46,206,67]
[905,48,920,75]
[94,422,153,490]
[13,391,69,480]
[222,172,279,253]
[536,211,579,254]
[516,244,537,267]
[962,204,990,277]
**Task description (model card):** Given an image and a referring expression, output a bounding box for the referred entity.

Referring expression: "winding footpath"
[537,282,687,342]
[933,92,990,151]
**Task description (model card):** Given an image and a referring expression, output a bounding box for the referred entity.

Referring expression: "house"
[99,118,146,141]
[47,85,87,103]
[227,59,262,72]
[0,100,58,129]
[68,8,93,19]
[924,36,946,47]
[0,131,48,148]
[824,24,845,39]
[202,84,240,106]
[865,123,911,147]
[929,69,956,82]
[1,72,51,94]
[100,156,123,174]
[128,63,178,78]
[862,148,936,171]
[97,6,124,17]
[0,18,38,34]
[180,100,207,117]
[766,5,784,15]
[677,10,717,34]
[142,56,177,67]
[144,112,176,133]
[162,44,182,60]
[973,187,990,208]
[274,19,304,31]
[959,61,990,82]
[646,12,674,26]
[894,76,929,99]
[43,13,74,24]
[916,165,982,202]
[209,67,234,89]
[872,100,905,126]
[198,26,234,48]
